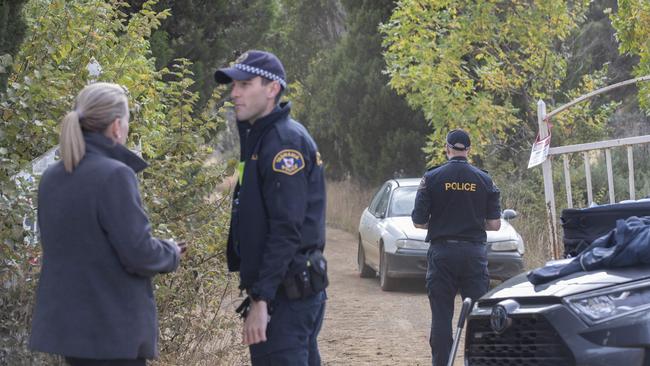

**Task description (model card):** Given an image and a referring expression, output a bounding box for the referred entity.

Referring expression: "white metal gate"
[537,76,650,259]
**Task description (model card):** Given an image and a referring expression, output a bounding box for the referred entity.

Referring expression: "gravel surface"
[319,227,466,366]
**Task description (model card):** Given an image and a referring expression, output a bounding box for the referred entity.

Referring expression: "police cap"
[446,129,471,151]
[214,50,287,89]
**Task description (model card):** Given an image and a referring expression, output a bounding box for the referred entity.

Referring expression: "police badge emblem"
[273,149,305,175]
[235,52,249,64]
[418,177,427,190]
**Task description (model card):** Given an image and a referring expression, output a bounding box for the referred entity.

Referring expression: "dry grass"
[513,213,551,270]
[499,192,558,271]
[326,179,377,235]
[153,275,249,366]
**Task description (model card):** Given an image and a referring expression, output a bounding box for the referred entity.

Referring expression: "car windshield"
[389,186,418,217]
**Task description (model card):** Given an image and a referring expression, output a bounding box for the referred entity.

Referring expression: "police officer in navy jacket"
[30,83,182,366]
[411,129,501,366]
[215,50,326,365]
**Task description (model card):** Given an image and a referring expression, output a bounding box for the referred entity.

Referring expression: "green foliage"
[610,0,650,111]
[271,0,345,82]
[380,0,618,166]
[126,0,279,111]
[0,0,28,91]
[299,0,428,184]
[0,1,239,363]
[563,0,634,91]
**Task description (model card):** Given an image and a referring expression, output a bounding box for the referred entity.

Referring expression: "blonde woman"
[30,82,183,366]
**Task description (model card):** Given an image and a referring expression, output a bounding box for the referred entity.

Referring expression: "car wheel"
[357,236,375,278]
[379,245,398,291]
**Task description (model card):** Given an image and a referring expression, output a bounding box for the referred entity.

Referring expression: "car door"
[364,183,392,268]
[359,183,385,269]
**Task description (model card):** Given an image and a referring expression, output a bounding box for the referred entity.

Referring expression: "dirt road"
[319,227,465,366]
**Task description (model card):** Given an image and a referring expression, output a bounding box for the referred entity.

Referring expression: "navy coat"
[226,102,326,302]
[30,132,179,359]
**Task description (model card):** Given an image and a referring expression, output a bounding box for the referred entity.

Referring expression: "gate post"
[538,100,560,260]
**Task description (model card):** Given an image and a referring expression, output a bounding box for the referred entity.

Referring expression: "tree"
[271,0,346,83]
[126,0,279,110]
[300,0,428,184]
[381,0,615,167]
[0,0,28,91]
[610,0,650,111]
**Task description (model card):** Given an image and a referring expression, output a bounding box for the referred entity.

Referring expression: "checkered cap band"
[234,63,287,88]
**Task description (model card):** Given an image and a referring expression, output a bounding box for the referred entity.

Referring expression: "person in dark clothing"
[30,82,184,366]
[214,50,327,365]
[411,129,501,366]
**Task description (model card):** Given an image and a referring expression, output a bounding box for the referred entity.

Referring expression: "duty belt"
[433,239,485,245]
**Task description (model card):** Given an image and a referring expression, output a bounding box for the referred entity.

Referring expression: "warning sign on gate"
[528,134,551,168]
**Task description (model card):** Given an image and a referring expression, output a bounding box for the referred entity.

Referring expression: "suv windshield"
[389,186,418,217]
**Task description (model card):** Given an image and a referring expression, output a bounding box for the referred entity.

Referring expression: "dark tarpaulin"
[528,216,650,285]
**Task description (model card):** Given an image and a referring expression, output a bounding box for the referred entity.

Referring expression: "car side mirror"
[502,209,517,220]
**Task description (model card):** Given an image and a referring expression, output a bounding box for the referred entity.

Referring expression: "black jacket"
[227,102,326,302]
[412,157,501,243]
[30,132,179,359]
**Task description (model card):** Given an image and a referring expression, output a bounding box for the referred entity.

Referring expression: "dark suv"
[464,263,650,366]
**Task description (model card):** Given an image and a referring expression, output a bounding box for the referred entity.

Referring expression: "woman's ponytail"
[59,82,129,172]
[59,110,85,173]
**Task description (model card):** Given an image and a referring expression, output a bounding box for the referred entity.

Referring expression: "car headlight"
[565,280,650,324]
[395,239,428,250]
[490,237,525,254]
[490,240,518,251]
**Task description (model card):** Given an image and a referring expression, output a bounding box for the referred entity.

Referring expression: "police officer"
[214,50,327,365]
[411,129,501,366]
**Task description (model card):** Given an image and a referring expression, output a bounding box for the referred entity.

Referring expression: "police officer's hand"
[242,300,269,345]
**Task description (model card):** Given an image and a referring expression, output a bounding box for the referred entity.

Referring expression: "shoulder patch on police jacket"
[418,177,427,190]
[273,149,305,175]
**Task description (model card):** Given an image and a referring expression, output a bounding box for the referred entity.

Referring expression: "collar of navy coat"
[449,156,468,163]
[446,156,489,174]
[237,102,292,160]
[83,132,148,173]
[237,101,291,130]
[426,156,467,171]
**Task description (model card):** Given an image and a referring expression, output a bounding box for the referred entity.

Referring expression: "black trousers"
[249,290,327,366]
[425,241,489,366]
[65,357,146,366]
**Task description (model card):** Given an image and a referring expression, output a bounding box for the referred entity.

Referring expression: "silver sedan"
[357,178,525,291]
